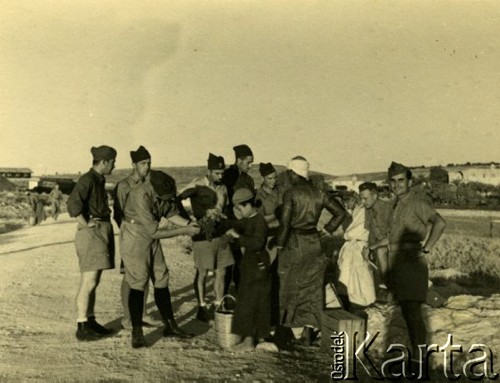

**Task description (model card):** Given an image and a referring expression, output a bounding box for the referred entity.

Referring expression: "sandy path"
[0,215,329,382]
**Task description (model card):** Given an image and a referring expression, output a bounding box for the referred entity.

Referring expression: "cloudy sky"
[1,1,499,176]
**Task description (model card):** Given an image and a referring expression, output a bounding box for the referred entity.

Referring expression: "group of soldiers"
[27,184,64,225]
[66,143,446,360]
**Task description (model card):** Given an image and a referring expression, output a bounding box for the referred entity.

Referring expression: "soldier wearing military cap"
[120,170,200,348]
[222,144,255,292]
[256,163,279,232]
[178,153,233,322]
[67,145,117,341]
[386,161,446,365]
[112,146,161,330]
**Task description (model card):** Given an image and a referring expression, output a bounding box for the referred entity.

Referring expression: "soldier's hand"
[185,225,201,236]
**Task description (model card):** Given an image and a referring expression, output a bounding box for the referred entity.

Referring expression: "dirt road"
[1,215,499,382]
[0,215,330,382]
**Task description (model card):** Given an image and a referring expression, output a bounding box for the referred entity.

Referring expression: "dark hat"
[149,170,177,200]
[207,153,225,170]
[91,145,117,161]
[259,162,276,177]
[342,190,356,199]
[388,161,412,179]
[232,188,254,205]
[130,146,151,163]
[359,182,377,193]
[233,144,253,158]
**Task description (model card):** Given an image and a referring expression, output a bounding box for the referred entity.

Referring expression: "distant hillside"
[53,165,334,189]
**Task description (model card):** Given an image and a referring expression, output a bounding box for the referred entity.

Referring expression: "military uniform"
[67,168,115,272]
[179,176,233,270]
[120,181,178,290]
[222,164,255,216]
[113,173,144,228]
[365,197,391,289]
[387,191,437,301]
[256,187,279,229]
[49,187,63,220]
[365,198,391,247]
[68,145,117,342]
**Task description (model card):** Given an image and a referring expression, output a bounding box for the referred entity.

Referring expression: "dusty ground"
[0,214,499,382]
[0,214,333,382]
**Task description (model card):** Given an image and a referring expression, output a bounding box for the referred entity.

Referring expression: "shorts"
[75,222,115,272]
[193,236,234,270]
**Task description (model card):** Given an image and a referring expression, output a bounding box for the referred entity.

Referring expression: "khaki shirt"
[256,186,279,217]
[113,173,144,227]
[122,181,178,239]
[388,191,437,247]
[365,198,391,246]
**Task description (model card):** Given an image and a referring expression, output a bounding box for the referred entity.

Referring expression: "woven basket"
[214,294,240,349]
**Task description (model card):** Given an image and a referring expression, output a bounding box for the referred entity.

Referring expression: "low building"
[328,171,388,192]
[329,168,431,192]
[0,167,33,189]
[448,164,500,186]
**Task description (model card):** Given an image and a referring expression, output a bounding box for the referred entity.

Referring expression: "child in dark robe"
[226,188,272,352]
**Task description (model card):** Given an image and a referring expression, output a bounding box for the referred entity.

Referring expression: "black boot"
[196,306,211,323]
[129,289,145,328]
[88,317,113,335]
[163,318,194,339]
[155,287,194,338]
[131,326,147,348]
[295,326,317,346]
[76,321,101,341]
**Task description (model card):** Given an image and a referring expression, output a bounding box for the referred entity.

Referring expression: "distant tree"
[429,167,449,184]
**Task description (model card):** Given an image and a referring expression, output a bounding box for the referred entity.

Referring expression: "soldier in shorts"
[178,153,233,322]
[67,145,117,341]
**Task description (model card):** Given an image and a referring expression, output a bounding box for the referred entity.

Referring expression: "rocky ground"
[0,214,498,382]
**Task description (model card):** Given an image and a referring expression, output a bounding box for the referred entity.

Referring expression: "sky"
[1,0,499,176]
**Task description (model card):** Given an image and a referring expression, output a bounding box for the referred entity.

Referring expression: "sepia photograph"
[1,1,499,381]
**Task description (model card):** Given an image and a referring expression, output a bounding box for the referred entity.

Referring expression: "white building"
[448,164,500,186]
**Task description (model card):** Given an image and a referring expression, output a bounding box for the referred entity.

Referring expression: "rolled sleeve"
[416,199,437,224]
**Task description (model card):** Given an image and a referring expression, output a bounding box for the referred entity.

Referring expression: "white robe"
[337,205,376,307]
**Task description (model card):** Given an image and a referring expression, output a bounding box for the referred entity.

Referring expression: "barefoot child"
[226,188,272,351]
